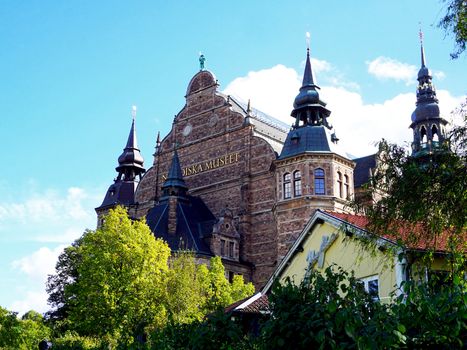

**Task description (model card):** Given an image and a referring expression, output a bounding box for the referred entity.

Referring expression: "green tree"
[200,256,254,314]
[0,307,51,350]
[438,0,467,59]
[260,266,403,350]
[355,116,467,261]
[49,206,171,344]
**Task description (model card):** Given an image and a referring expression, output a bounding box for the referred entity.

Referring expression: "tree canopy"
[45,206,254,346]
[438,0,467,59]
[355,115,466,257]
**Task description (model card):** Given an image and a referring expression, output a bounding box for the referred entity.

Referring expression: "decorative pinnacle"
[131,105,137,120]
[247,99,251,114]
[419,24,426,67]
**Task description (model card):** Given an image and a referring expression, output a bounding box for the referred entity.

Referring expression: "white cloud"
[0,185,101,315]
[9,245,67,316]
[223,65,465,158]
[0,186,98,227]
[366,56,446,86]
[12,245,66,282]
[224,64,300,121]
[367,56,417,84]
[9,290,50,316]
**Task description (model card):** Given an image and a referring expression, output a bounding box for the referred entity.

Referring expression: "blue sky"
[0,1,465,315]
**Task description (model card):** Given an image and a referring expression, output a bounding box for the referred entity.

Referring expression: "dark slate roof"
[117,118,145,171]
[146,196,216,255]
[278,125,348,159]
[353,154,377,188]
[99,181,138,209]
[162,149,188,191]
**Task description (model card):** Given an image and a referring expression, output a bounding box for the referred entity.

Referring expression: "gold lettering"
[205,160,214,170]
[174,152,241,177]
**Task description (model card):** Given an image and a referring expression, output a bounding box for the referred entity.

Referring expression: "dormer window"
[315,168,325,195]
[293,171,302,197]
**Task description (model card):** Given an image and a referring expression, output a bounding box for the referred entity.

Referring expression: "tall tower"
[274,43,355,259]
[95,107,146,224]
[410,32,449,158]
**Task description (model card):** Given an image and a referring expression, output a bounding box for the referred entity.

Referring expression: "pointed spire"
[290,37,331,129]
[117,106,144,170]
[410,32,448,158]
[162,148,188,197]
[419,27,426,68]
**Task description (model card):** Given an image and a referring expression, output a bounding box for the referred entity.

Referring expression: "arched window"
[432,125,439,142]
[283,173,292,199]
[293,171,302,197]
[314,168,325,195]
[344,174,350,199]
[337,171,343,198]
[420,126,427,143]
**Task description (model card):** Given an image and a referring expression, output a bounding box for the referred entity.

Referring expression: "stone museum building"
[96,40,446,288]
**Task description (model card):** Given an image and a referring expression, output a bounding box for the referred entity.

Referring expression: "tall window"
[420,126,427,143]
[337,171,343,198]
[220,239,226,256]
[344,174,350,199]
[293,171,302,197]
[283,173,291,199]
[314,168,325,195]
[229,241,234,258]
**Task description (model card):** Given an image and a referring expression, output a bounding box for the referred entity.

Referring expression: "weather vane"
[306,31,311,50]
[199,52,206,71]
[418,22,424,45]
[131,105,137,120]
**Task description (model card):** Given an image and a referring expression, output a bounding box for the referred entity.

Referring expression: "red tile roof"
[325,211,464,253]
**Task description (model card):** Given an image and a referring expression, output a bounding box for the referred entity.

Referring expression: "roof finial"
[419,23,426,67]
[131,105,137,121]
[306,31,311,53]
[199,52,206,71]
[247,99,251,114]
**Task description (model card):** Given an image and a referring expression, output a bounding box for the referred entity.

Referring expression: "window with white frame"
[283,173,292,199]
[293,170,302,197]
[360,275,379,300]
[314,168,325,195]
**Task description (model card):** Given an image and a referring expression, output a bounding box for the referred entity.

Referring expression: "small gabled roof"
[261,210,394,294]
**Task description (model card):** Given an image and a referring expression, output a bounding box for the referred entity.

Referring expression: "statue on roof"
[199,52,206,71]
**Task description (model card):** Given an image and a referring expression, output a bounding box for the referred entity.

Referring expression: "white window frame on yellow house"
[359,275,380,301]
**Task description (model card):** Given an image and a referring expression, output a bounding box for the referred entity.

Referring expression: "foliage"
[393,278,467,348]
[0,307,51,350]
[165,253,254,324]
[438,0,467,59]
[46,206,171,344]
[355,117,467,256]
[260,266,403,349]
[200,256,255,314]
[45,207,254,347]
[149,310,258,350]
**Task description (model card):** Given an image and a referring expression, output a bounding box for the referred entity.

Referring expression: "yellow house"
[233,210,452,313]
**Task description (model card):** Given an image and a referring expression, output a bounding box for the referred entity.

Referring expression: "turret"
[95,106,145,222]
[410,31,449,157]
